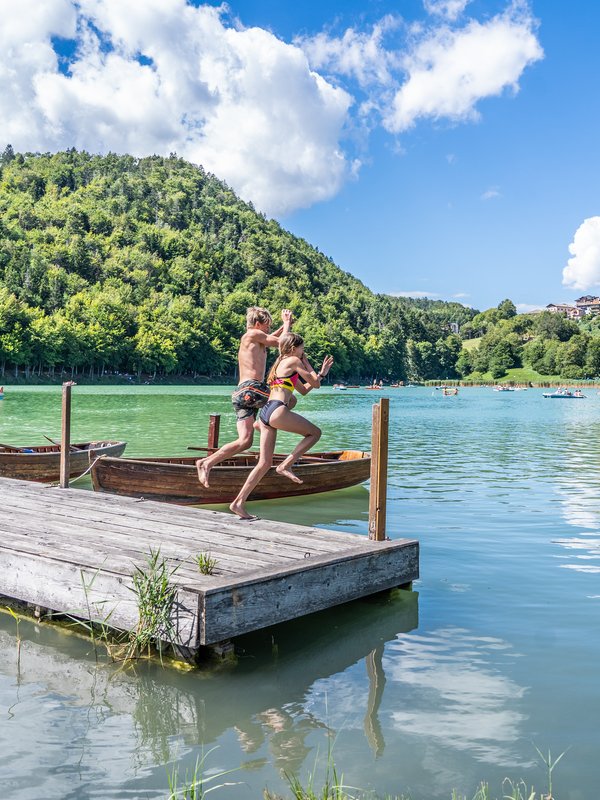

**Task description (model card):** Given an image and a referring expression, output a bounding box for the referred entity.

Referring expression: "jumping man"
[196,307,292,487]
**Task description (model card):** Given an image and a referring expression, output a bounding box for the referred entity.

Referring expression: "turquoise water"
[0,385,599,799]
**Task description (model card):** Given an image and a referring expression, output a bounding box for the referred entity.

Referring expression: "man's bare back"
[237,329,270,383]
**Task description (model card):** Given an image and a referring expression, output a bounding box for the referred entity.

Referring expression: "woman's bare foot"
[196,459,211,488]
[229,499,258,520]
[275,464,303,484]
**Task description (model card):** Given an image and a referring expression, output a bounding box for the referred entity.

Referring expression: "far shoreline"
[2,375,600,389]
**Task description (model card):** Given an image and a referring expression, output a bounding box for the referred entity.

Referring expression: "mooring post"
[59,381,75,489]
[368,397,389,541]
[207,413,221,452]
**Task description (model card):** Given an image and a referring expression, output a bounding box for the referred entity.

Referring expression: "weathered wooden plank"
[0,480,358,550]
[0,546,200,648]
[200,540,419,644]
[0,490,341,561]
[0,506,289,573]
[0,524,219,584]
[0,477,419,656]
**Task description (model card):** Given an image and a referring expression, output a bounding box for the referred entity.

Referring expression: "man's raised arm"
[270,308,293,339]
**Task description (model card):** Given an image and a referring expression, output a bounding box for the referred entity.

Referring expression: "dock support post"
[207,413,221,452]
[369,398,389,541]
[59,381,75,489]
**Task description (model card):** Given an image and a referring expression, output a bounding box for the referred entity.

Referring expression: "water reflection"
[386,628,527,766]
[549,424,600,573]
[0,590,417,798]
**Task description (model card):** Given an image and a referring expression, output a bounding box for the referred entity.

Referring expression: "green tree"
[497,298,517,319]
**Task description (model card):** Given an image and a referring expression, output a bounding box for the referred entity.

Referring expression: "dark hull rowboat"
[0,441,127,482]
[91,450,371,505]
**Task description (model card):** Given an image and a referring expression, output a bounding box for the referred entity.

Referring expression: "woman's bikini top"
[270,372,300,394]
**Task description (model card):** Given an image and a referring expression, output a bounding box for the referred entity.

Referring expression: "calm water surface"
[0,385,599,799]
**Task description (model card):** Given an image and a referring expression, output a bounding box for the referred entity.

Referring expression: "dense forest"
[2,147,596,384]
[457,303,600,381]
[0,147,477,382]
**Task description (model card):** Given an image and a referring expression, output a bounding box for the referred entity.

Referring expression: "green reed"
[166,747,240,799]
[128,547,179,660]
[195,551,218,575]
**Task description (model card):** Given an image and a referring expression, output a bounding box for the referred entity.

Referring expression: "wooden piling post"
[59,381,75,489]
[207,413,221,452]
[368,398,389,541]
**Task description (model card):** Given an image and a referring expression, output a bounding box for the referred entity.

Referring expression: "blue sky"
[2,0,599,312]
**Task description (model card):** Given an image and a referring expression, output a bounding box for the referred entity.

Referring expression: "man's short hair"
[246,306,272,327]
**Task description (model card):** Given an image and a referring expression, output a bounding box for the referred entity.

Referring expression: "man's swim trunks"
[231,380,270,420]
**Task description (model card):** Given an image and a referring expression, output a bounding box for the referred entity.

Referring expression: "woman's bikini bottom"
[259,399,287,427]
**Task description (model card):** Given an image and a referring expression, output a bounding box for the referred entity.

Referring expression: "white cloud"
[386,5,543,133]
[481,186,501,200]
[562,216,600,290]
[452,292,469,299]
[295,15,401,88]
[515,302,544,313]
[0,0,353,216]
[424,0,472,22]
[0,0,543,216]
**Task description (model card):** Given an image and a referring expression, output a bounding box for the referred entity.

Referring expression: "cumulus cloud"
[386,5,543,133]
[424,0,472,21]
[295,15,401,88]
[562,217,600,290]
[0,0,543,216]
[0,0,353,216]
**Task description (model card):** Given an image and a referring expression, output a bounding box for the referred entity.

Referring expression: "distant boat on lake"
[543,389,586,399]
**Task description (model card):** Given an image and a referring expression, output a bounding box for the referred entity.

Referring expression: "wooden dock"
[0,477,418,660]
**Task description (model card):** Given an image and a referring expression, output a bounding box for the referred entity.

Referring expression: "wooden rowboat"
[0,441,127,482]
[90,450,371,505]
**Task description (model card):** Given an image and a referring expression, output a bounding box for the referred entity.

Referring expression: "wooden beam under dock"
[0,477,419,661]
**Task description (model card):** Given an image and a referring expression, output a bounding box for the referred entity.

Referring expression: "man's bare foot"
[229,499,258,520]
[196,459,211,488]
[275,465,303,484]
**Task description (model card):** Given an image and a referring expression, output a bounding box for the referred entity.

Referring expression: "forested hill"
[0,148,476,380]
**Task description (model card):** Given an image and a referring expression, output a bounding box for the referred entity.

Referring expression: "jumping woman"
[229,332,333,520]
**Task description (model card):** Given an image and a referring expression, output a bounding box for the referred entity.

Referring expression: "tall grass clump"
[166,747,240,799]
[128,547,179,661]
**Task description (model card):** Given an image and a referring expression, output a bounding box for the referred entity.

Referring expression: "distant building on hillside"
[575,295,600,314]
[546,303,584,320]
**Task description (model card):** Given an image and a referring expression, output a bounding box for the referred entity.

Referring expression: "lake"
[0,385,598,799]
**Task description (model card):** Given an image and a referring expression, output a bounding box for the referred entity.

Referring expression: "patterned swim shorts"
[231,380,270,420]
